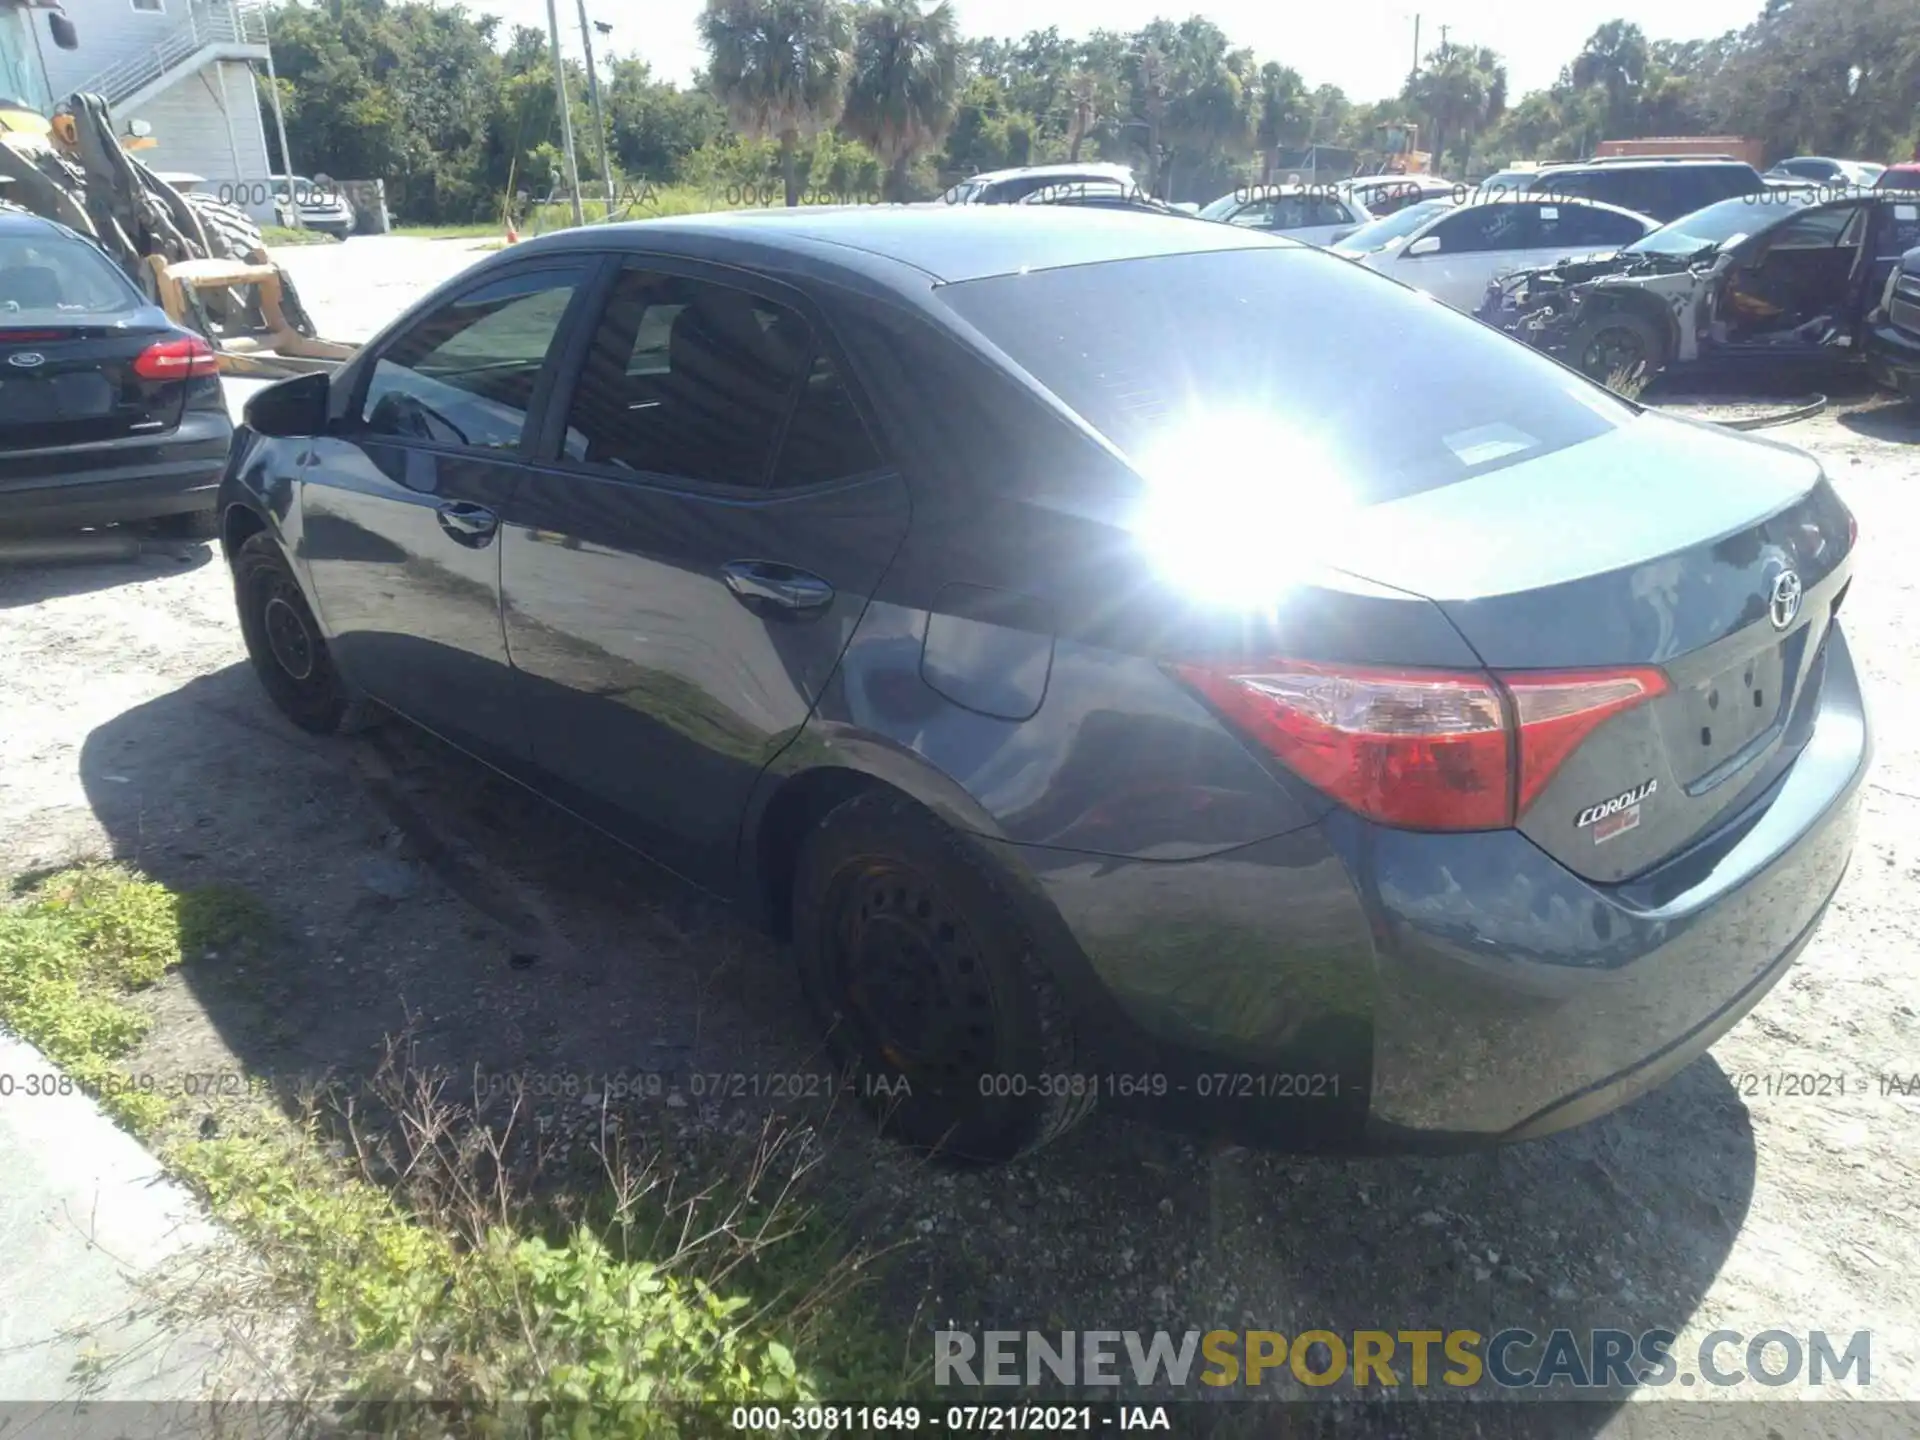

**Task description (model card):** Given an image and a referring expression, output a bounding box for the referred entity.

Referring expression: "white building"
[39,0,281,220]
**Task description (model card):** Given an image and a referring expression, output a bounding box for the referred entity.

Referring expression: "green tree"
[1570,20,1650,138]
[699,0,855,204]
[841,0,963,200]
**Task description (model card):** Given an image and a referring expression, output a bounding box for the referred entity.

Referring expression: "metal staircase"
[70,1,269,112]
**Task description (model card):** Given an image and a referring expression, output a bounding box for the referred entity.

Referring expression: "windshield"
[1198,191,1244,220]
[1331,198,1455,254]
[0,5,53,112]
[0,232,143,317]
[1624,192,1820,257]
[937,246,1631,517]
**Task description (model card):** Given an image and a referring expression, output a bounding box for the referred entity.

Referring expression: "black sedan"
[220,207,1869,1162]
[0,209,231,536]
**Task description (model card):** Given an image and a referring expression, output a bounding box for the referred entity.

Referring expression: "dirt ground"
[1,245,1917,1428]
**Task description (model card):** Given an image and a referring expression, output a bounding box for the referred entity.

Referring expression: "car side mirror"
[48,13,79,48]
[1405,235,1442,257]
[245,371,330,438]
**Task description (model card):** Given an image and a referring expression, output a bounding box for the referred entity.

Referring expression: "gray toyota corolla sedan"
[219,206,1870,1163]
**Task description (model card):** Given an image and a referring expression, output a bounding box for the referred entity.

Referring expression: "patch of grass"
[0,865,904,1425]
[0,866,268,1129]
[262,224,338,246]
[1605,362,1651,400]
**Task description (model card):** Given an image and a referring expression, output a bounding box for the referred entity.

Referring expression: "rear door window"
[936,245,1632,507]
[559,264,811,487]
[1545,203,1650,249]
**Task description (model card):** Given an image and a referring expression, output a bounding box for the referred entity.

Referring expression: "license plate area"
[1674,643,1789,787]
[0,372,116,426]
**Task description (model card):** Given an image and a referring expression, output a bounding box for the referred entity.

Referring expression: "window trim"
[531,250,893,497]
[340,255,610,462]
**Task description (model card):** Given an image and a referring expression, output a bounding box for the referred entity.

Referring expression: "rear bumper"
[1865,320,1920,396]
[0,411,231,533]
[1003,626,1870,1151]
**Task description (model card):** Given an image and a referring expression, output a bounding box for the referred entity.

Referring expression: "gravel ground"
[0,250,1916,1426]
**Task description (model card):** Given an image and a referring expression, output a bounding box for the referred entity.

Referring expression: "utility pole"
[1438,23,1450,54]
[574,0,616,217]
[545,0,585,227]
[1410,15,1419,84]
[258,9,296,189]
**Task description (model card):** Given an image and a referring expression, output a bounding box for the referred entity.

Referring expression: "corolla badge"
[1769,569,1803,631]
[7,352,45,368]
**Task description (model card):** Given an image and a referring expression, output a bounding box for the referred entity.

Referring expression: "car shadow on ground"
[0,538,214,608]
[1837,400,1920,443]
[74,664,1757,1421]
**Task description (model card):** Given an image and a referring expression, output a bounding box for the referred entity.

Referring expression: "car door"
[498,258,909,889]
[1860,196,1920,328]
[298,259,597,764]
[1706,202,1866,355]
[1389,204,1537,309]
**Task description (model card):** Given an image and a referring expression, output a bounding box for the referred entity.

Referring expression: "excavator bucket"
[145,255,356,376]
[1,76,358,378]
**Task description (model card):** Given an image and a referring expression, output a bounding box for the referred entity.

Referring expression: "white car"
[1330,194,1659,310]
[1196,185,1372,247]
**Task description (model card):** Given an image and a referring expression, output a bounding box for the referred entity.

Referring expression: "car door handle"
[721,560,834,615]
[436,501,499,548]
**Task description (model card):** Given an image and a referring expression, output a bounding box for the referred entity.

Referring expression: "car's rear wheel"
[232,531,353,734]
[1569,309,1667,385]
[792,792,1093,1163]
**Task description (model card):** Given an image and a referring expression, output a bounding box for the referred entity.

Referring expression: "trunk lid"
[0,319,187,449]
[1323,410,1854,881]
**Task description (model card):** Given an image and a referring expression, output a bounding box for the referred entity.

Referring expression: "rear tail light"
[1174,659,1667,832]
[133,334,220,380]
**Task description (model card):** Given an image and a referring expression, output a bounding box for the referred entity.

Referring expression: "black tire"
[146,506,219,540]
[182,192,266,261]
[1567,309,1667,385]
[232,531,351,734]
[792,792,1094,1162]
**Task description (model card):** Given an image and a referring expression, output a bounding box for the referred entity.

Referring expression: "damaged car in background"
[1479,188,1920,385]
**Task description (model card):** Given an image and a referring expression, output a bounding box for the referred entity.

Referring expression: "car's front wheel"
[231,531,357,734]
[792,791,1094,1163]
[1568,309,1668,386]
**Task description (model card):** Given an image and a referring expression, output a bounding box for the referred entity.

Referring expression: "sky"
[474,0,1765,105]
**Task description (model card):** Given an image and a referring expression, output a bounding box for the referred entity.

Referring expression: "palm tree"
[841,0,962,201]
[699,0,854,205]
[1252,62,1310,182]
[1406,41,1507,174]
[1571,21,1650,138]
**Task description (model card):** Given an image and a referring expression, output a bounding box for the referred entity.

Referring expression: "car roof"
[1540,157,1752,170]
[964,162,1134,185]
[0,209,73,238]
[512,204,1291,286]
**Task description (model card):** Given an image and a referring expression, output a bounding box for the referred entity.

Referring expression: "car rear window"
[0,230,142,318]
[936,246,1633,506]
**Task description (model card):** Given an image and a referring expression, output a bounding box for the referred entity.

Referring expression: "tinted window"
[1542,203,1648,248]
[771,351,884,488]
[1430,204,1534,252]
[0,230,143,316]
[1334,198,1457,254]
[1768,206,1858,247]
[936,246,1633,507]
[560,266,810,486]
[361,266,585,451]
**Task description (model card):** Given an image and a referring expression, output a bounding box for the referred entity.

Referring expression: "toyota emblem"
[1769,569,1803,631]
[6,352,44,368]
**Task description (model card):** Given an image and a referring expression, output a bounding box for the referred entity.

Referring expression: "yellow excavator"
[0,0,351,375]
